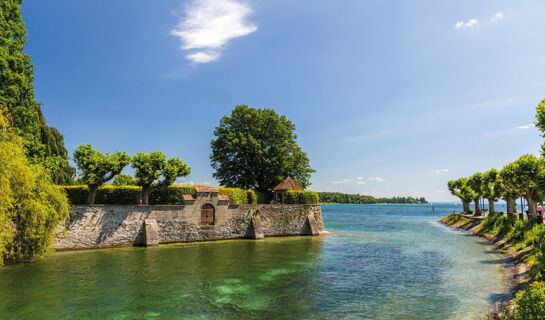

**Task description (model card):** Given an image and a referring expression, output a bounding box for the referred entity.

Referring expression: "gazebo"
[273,177,303,204]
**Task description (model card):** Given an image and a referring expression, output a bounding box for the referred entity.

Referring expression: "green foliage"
[286,190,319,204]
[507,219,535,244]
[210,105,315,192]
[501,155,545,202]
[112,174,137,186]
[149,185,195,205]
[0,110,69,265]
[467,173,485,200]
[73,144,131,204]
[482,169,505,206]
[505,282,545,320]
[318,192,425,204]
[526,225,545,281]
[0,2,73,184]
[535,98,545,156]
[219,187,251,205]
[131,151,190,204]
[447,178,475,203]
[255,191,272,204]
[481,213,514,238]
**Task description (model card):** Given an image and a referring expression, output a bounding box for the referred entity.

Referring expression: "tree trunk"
[506,198,516,215]
[142,186,151,205]
[88,185,98,205]
[527,197,537,220]
[488,199,495,214]
[473,199,481,216]
[463,202,470,215]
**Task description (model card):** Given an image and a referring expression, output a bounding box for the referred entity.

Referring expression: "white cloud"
[368,177,385,182]
[356,181,366,185]
[357,177,363,180]
[171,0,258,64]
[516,123,535,130]
[491,11,504,22]
[332,179,354,184]
[201,181,210,185]
[429,169,449,175]
[455,18,479,29]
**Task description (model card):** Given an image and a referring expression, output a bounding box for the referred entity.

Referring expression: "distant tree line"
[318,192,426,204]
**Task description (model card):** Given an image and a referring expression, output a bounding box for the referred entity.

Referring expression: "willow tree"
[73,144,131,205]
[0,108,69,265]
[501,155,545,219]
[0,1,73,184]
[448,178,474,214]
[210,105,315,192]
[132,151,191,205]
[467,173,484,216]
[481,169,504,214]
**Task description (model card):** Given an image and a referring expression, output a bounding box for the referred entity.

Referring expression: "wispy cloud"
[368,177,385,182]
[356,177,366,185]
[455,19,479,29]
[485,123,536,136]
[455,11,505,30]
[491,11,504,23]
[171,0,258,64]
[332,179,354,184]
[516,123,535,130]
[429,169,449,175]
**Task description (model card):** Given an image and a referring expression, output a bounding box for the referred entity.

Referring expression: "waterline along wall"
[54,190,326,250]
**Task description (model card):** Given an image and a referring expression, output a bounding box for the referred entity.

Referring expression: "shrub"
[255,191,272,204]
[218,187,250,205]
[96,185,141,205]
[61,186,89,205]
[149,185,195,205]
[481,213,514,238]
[286,190,319,204]
[508,219,536,244]
[507,282,545,320]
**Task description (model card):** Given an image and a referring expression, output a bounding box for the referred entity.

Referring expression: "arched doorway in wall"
[201,203,215,225]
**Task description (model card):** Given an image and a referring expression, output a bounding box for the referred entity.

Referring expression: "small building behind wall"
[273,177,303,204]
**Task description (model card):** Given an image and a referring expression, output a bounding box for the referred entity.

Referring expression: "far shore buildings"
[273,177,303,204]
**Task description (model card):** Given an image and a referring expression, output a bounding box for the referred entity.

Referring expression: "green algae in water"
[0,204,509,319]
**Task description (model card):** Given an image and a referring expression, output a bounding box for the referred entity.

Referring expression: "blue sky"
[22,0,545,201]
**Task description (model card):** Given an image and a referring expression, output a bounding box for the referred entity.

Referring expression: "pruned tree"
[112,174,137,186]
[447,178,474,214]
[210,105,315,192]
[534,98,545,155]
[467,173,485,216]
[481,169,505,214]
[73,144,131,205]
[132,151,190,205]
[500,167,523,216]
[501,154,545,219]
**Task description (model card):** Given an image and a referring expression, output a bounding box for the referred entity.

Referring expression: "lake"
[0,204,510,319]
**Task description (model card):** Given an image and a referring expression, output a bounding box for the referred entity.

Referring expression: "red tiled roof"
[183,194,196,201]
[273,177,303,191]
[195,186,219,193]
[218,195,230,201]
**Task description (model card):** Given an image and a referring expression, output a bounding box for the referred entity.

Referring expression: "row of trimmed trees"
[449,99,545,219]
[73,144,190,205]
[448,155,543,218]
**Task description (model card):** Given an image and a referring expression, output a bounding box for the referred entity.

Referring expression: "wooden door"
[201,204,215,225]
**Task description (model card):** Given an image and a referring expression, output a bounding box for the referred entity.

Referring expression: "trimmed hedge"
[60,185,272,205]
[149,185,195,205]
[286,190,319,204]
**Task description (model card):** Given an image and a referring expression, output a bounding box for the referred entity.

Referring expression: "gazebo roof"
[273,177,303,191]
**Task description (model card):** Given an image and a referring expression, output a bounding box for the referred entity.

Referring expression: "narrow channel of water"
[0,204,509,319]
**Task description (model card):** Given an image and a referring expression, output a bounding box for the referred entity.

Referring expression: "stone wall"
[54,199,325,250]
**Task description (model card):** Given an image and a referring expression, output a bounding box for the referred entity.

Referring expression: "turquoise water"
[0,204,510,319]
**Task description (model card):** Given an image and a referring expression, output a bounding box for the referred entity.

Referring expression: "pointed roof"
[273,177,304,191]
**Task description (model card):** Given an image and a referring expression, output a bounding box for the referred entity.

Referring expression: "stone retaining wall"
[54,203,325,250]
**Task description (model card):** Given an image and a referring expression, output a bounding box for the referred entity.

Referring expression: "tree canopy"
[210,105,315,192]
[73,144,131,204]
[0,1,73,184]
[481,169,504,213]
[112,174,137,186]
[447,178,474,214]
[132,151,190,204]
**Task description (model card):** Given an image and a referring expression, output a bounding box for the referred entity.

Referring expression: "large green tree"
[535,98,545,155]
[501,154,545,219]
[447,178,474,214]
[73,144,131,205]
[132,151,190,205]
[0,1,73,184]
[210,105,315,192]
[112,174,137,186]
[0,108,69,265]
[481,169,504,214]
[467,173,484,216]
